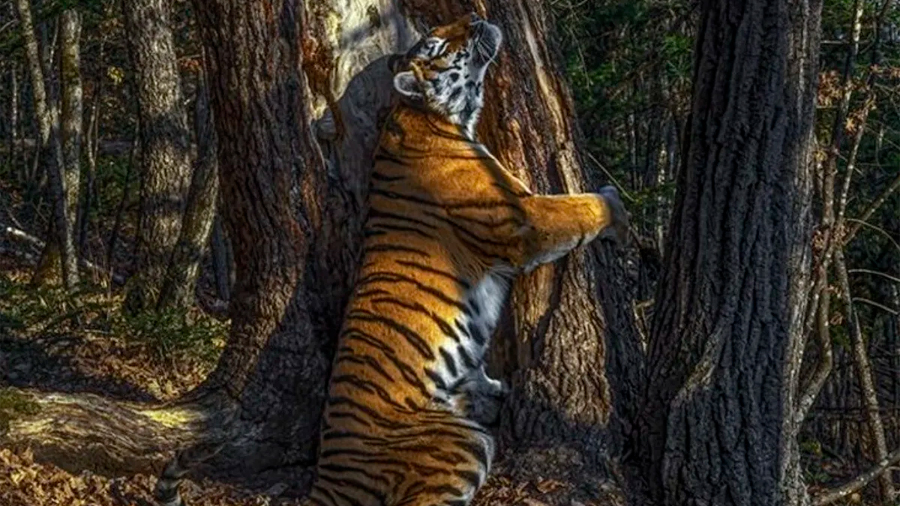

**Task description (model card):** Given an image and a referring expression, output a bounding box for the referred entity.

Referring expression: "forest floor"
[0,254,627,506]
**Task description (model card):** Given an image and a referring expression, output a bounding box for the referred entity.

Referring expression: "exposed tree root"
[3,388,208,477]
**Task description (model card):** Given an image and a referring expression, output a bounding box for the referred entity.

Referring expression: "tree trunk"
[636,0,821,504]
[122,0,192,313]
[7,64,19,174]
[60,9,83,271]
[187,0,330,475]
[79,19,109,265]
[467,0,642,488]
[834,247,895,500]
[16,0,78,289]
[156,69,219,310]
[210,215,231,303]
[8,0,637,498]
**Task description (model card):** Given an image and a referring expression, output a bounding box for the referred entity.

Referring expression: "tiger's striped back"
[308,103,519,505]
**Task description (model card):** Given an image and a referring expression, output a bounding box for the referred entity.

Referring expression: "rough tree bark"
[122,0,192,313]
[16,0,78,289]
[156,70,219,310]
[635,0,822,505]
[468,0,642,489]
[185,0,331,477]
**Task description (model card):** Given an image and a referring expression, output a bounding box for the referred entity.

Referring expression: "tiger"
[155,12,627,506]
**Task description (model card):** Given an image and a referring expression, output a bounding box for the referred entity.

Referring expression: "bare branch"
[849,268,900,285]
[812,447,900,506]
[845,170,900,244]
[846,218,900,253]
[853,297,899,316]
[3,225,125,285]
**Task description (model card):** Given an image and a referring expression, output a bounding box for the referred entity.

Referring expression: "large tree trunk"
[122,0,192,313]
[186,0,331,476]
[635,0,821,504]
[156,70,219,310]
[16,0,78,289]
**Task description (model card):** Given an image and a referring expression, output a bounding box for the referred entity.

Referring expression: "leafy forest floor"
[0,253,629,506]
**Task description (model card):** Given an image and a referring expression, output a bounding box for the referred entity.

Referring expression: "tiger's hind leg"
[391,414,495,506]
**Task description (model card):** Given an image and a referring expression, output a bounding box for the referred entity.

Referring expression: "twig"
[853,297,899,315]
[849,268,900,285]
[812,447,900,506]
[3,225,126,285]
[846,218,900,253]
[585,151,636,202]
[845,169,900,244]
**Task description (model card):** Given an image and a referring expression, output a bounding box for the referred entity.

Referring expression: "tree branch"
[812,447,900,506]
[845,170,900,245]
[2,225,125,285]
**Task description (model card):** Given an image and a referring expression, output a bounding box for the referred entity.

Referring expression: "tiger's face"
[392,13,503,138]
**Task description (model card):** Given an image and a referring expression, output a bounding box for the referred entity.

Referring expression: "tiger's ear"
[394,71,422,99]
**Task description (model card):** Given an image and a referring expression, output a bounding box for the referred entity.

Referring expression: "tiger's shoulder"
[373,105,532,203]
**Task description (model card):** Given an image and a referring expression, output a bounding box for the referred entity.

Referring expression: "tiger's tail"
[154,441,225,506]
[154,453,189,506]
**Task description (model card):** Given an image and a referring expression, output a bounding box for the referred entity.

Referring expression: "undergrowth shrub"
[0,273,227,365]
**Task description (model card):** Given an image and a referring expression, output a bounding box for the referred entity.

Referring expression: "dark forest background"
[0,0,898,505]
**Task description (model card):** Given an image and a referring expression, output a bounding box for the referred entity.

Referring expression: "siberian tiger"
[155,12,626,506]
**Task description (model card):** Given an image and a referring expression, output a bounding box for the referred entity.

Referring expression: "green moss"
[0,388,40,435]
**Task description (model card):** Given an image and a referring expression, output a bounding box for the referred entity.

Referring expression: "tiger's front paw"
[598,185,629,244]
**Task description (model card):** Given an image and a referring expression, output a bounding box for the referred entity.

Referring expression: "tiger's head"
[392,13,502,138]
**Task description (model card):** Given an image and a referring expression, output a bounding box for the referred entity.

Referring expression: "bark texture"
[302,0,418,346]
[122,0,192,313]
[780,3,823,504]
[468,0,642,484]
[188,0,330,475]
[636,0,821,504]
[157,70,219,310]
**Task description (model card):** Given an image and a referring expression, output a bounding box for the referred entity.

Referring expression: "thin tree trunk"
[106,128,138,276]
[16,0,78,289]
[7,65,19,174]
[60,9,83,270]
[834,248,895,500]
[157,68,219,310]
[122,0,192,313]
[636,0,821,504]
[79,26,107,264]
